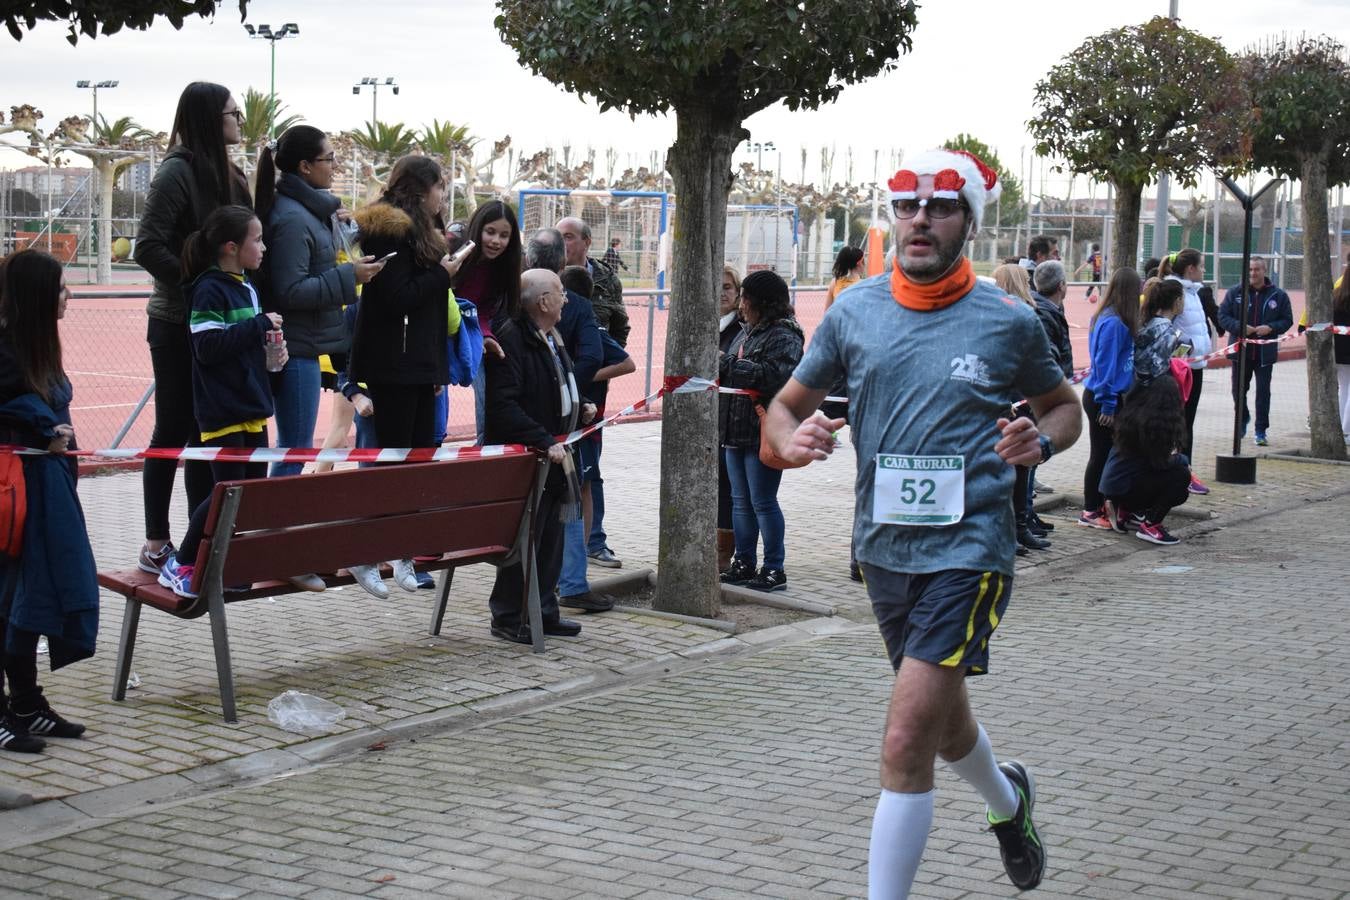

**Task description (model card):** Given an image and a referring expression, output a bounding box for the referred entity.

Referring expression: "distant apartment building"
[9,165,94,201]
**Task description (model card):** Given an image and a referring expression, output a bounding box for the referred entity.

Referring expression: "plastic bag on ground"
[267,690,346,736]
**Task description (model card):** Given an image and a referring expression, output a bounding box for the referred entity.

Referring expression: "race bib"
[872,454,965,526]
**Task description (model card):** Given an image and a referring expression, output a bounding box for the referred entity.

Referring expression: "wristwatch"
[1038,434,1055,463]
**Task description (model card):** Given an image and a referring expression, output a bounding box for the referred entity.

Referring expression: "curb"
[0,614,868,852]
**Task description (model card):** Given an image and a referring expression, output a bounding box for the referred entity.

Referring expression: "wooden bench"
[97,453,549,722]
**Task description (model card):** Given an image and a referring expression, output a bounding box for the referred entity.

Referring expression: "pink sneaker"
[1076,508,1113,530]
[1187,475,1210,495]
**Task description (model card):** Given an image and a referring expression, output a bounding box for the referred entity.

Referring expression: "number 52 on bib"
[872,454,965,526]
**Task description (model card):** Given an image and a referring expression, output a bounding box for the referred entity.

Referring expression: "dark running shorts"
[575,435,600,484]
[859,564,1013,675]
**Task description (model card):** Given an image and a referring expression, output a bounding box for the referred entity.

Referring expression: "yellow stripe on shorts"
[939,572,1003,667]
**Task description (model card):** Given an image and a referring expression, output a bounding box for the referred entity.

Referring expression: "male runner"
[765,148,1082,898]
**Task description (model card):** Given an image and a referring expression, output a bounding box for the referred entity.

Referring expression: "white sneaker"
[287,573,327,593]
[390,559,420,593]
[348,564,389,599]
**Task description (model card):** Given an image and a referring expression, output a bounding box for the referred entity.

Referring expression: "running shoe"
[137,541,175,574]
[1187,475,1211,495]
[987,760,1047,891]
[1105,500,1132,534]
[745,568,787,592]
[1076,508,1112,530]
[1136,521,1180,545]
[12,699,85,739]
[1255,432,1269,447]
[157,556,198,599]
[719,557,756,585]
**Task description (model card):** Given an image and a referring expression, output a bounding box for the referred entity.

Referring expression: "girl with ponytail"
[1160,248,1212,493]
[254,125,386,478]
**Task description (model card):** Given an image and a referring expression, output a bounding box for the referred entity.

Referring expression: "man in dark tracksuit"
[1218,257,1293,446]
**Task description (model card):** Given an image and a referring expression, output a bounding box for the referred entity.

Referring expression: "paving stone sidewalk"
[2,360,1347,805]
[1,489,1347,898]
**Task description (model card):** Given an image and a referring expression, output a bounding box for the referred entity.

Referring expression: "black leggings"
[1081,391,1121,512]
[144,316,212,541]
[0,617,41,710]
[367,383,437,449]
[175,429,269,567]
[1181,367,1204,460]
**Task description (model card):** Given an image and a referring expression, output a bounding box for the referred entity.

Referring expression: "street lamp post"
[244,22,300,138]
[75,79,117,278]
[353,77,399,126]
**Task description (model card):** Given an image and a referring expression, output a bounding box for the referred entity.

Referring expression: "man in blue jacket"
[1218,257,1293,446]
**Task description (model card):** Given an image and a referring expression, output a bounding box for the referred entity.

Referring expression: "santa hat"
[887,149,1002,232]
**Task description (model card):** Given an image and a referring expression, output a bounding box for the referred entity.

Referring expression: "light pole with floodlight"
[353,77,399,126]
[243,22,300,138]
[75,79,118,137]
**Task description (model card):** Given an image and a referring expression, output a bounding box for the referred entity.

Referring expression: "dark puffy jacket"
[134,146,250,324]
[1032,292,1074,378]
[718,317,805,449]
[186,269,274,433]
[1218,279,1293,367]
[485,317,578,490]
[262,172,355,357]
[348,202,450,385]
[588,256,631,347]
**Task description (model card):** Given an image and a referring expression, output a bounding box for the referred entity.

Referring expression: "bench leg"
[111,598,141,702]
[206,590,238,723]
[428,567,455,636]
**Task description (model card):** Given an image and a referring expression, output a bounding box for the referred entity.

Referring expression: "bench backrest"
[190,455,540,589]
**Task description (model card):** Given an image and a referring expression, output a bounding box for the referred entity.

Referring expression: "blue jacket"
[0,392,99,669]
[1083,313,1134,415]
[187,269,275,434]
[558,288,603,394]
[447,298,484,388]
[1218,278,1293,368]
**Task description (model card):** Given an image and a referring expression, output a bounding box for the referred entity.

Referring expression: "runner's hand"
[781,412,846,465]
[995,416,1042,467]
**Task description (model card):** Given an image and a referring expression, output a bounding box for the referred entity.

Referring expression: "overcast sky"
[3,0,1348,188]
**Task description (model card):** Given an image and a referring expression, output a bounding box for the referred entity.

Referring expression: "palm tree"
[349,121,416,159]
[418,119,477,216]
[241,87,303,149]
[94,114,155,147]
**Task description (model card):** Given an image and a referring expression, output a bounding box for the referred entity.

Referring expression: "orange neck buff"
[890,256,976,311]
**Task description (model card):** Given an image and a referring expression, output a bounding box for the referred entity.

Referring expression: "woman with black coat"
[132,82,251,577]
[715,263,742,571]
[717,270,804,593]
[348,156,462,449]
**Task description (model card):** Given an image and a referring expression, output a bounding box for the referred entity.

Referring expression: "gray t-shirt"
[794,273,1063,576]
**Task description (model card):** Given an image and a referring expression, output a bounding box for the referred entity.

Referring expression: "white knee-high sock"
[868,788,933,900]
[946,723,1018,820]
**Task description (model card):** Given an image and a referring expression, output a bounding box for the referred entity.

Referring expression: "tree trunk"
[1300,154,1347,459]
[97,159,116,286]
[1110,178,1144,275]
[654,103,739,617]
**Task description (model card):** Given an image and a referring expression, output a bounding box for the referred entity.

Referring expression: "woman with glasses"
[133,82,252,577]
[254,125,387,480]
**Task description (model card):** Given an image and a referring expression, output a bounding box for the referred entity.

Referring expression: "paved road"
[3,491,1347,899]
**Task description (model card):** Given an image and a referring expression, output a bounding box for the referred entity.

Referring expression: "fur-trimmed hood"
[353,201,413,241]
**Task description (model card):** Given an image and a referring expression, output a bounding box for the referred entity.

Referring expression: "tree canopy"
[1027,15,1248,271]
[1243,35,1350,188]
[4,0,248,45]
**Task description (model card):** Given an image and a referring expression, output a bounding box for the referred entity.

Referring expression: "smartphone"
[450,240,476,264]
[376,251,398,263]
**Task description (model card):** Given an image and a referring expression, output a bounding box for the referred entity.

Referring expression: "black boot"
[1017,525,1051,551]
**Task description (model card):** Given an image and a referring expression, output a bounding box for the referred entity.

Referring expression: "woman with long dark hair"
[717,271,804,593]
[1078,267,1141,530]
[349,156,463,592]
[254,125,385,477]
[1099,375,1191,545]
[133,82,251,575]
[1160,248,1212,493]
[451,199,522,438]
[825,246,865,310]
[716,263,742,571]
[0,250,98,753]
